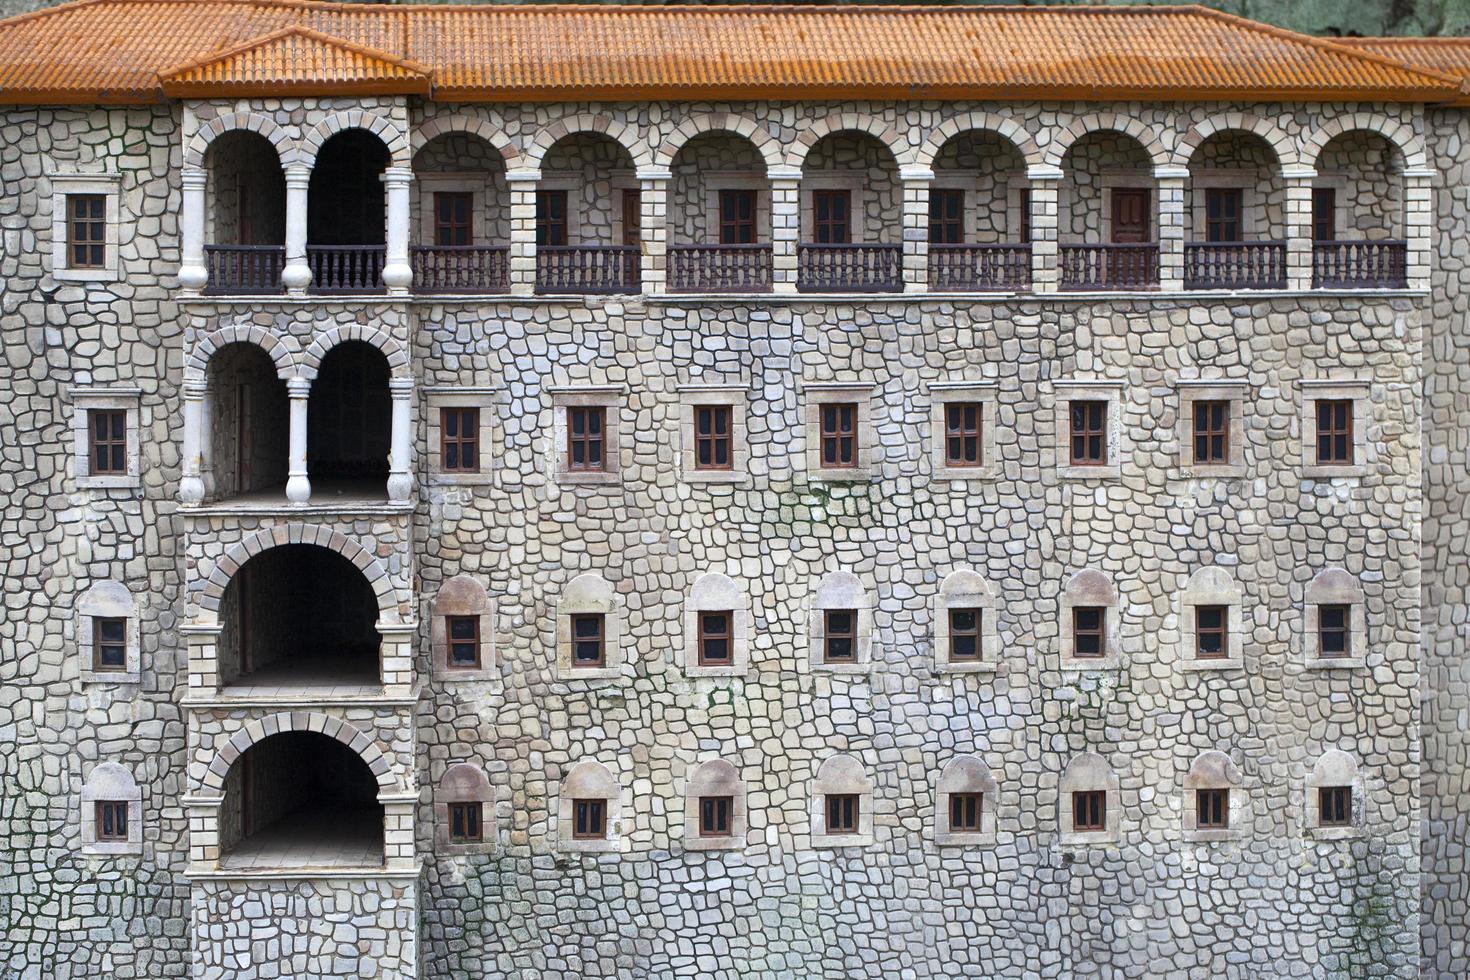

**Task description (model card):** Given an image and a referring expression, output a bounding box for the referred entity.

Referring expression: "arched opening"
[1058,130,1159,289]
[308,129,390,293]
[411,131,510,293]
[307,340,391,493]
[535,133,641,294]
[205,342,288,502]
[1184,131,1285,289]
[668,131,772,292]
[798,131,902,292]
[221,731,384,870]
[202,130,286,294]
[1311,131,1407,288]
[218,544,382,691]
[929,129,1031,290]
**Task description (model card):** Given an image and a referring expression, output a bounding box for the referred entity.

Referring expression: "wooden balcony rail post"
[178,167,209,291]
[1026,164,1063,292]
[900,165,933,293]
[637,166,671,295]
[1282,165,1316,291]
[281,164,312,294]
[381,167,414,295]
[1403,167,1435,290]
[506,168,540,296]
[768,165,802,295]
[1155,164,1188,291]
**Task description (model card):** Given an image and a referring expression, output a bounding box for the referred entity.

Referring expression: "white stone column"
[900,165,933,293]
[637,166,671,295]
[506,168,540,296]
[178,167,209,292]
[179,378,206,504]
[1027,164,1062,293]
[382,167,414,294]
[198,383,216,500]
[769,165,802,295]
[1403,167,1435,290]
[281,164,313,294]
[387,378,414,502]
[1155,164,1189,291]
[285,377,311,504]
[1283,166,1316,291]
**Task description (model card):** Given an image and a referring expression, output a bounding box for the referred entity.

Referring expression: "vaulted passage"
[207,341,289,500]
[308,129,388,247]
[307,340,391,487]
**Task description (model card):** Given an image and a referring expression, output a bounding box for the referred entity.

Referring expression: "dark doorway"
[307,341,391,487]
[308,130,389,246]
[1110,188,1151,243]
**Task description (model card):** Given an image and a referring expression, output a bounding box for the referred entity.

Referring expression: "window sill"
[684,834,744,852]
[434,667,500,683]
[437,838,499,857]
[77,476,142,491]
[1302,658,1367,671]
[684,665,750,680]
[1303,466,1370,480]
[1307,826,1362,841]
[812,833,874,849]
[428,473,496,487]
[558,838,622,854]
[1059,659,1122,674]
[936,661,1000,675]
[935,832,996,847]
[555,470,622,487]
[683,470,748,485]
[1059,830,1119,847]
[1178,464,1248,480]
[810,662,872,676]
[1057,465,1121,481]
[808,469,873,485]
[555,666,623,683]
[54,269,118,284]
[1178,659,1245,672]
[1184,828,1244,844]
[81,840,143,857]
[81,670,141,686]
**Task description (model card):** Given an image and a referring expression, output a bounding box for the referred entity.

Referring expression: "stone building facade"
[0,4,1465,978]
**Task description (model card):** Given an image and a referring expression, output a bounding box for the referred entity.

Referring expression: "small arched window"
[556,573,623,681]
[81,762,142,855]
[558,760,621,852]
[935,755,998,845]
[76,580,140,684]
[1182,750,1245,842]
[683,573,750,677]
[1060,569,1120,670]
[811,753,874,848]
[1305,749,1363,839]
[436,762,494,854]
[684,759,746,851]
[431,574,495,680]
[1178,567,1244,670]
[809,571,874,673]
[933,569,1001,673]
[1303,568,1367,668]
[1058,752,1120,845]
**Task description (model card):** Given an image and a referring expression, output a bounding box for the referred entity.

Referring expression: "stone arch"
[915,112,1043,170]
[412,112,520,168]
[1044,112,1173,168]
[201,711,396,793]
[1300,112,1427,172]
[185,324,296,382]
[1174,112,1298,168]
[786,112,915,170]
[654,113,783,171]
[299,326,409,381]
[198,523,402,619]
[1305,567,1366,605]
[300,110,410,169]
[524,113,654,173]
[185,111,296,169]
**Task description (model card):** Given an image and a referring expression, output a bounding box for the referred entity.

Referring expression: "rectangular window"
[1319,786,1352,827]
[928,189,965,245]
[1195,606,1228,660]
[823,609,857,663]
[1315,399,1354,465]
[944,402,983,468]
[566,406,606,472]
[826,793,859,834]
[572,798,606,839]
[812,189,851,245]
[1318,604,1350,658]
[1068,400,1108,466]
[1018,188,1032,244]
[1072,790,1106,832]
[67,194,106,268]
[699,795,733,837]
[89,408,128,476]
[1196,788,1229,830]
[948,608,982,663]
[819,403,858,469]
[697,611,733,667]
[1072,607,1106,659]
[570,613,605,667]
[93,617,127,671]
[1192,400,1230,465]
[434,192,473,247]
[448,801,483,842]
[693,405,732,470]
[621,188,641,247]
[1312,187,1337,242]
[536,189,568,247]
[440,407,480,474]
[95,800,128,842]
[719,189,757,245]
[1204,188,1243,243]
[446,615,480,669]
[948,792,984,833]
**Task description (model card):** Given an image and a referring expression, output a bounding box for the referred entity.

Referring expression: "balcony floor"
[223,655,381,699]
[220,807,383,871]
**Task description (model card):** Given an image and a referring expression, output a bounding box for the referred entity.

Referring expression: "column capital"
[1401,167,1437,180]
[1152,164,1190,181]
[284,163,311,183]
[767,164,803,182]
[506,168,542,183]
[899,165,935,183]
[388,377,416,396]
[381,166,414,185]
[1026,164,1064,181]
[1281,165,1317,181]
[286,376,311,396]
[635,166,672,182]
[182,378,208,399]
[181,166,208,188]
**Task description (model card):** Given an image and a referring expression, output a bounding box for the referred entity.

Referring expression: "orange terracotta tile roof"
[161,26,430,97]
[1338,37,1470,105]
[0,0,1460,105]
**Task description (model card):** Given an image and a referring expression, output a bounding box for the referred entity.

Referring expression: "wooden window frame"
[445,614,481,670]
[928,188,966,245]
[566,406,606,473]
[1196,788,1229,831]
[448,801,483,842]
[536,189,569,247]
[570,613,606,668]
[1072,790,1106,833]
[943,402,984,469]
[95,800,129,843]
[693,405,733,471]
[811,189,852,245]
[1194,605,1229,660]
[572,798,607,839]
[698,795,733,837]
[818,402,858,470]
[1068,400,1108,467]
[1192,400,1230,466]
[948,792,984,833]
[825,793,860,834]
[948,607,983,663]
[88,408,128,477]
[67,193,107,269]
[1072,607,1106,660]
[718,189,757,245]
[440,406,481,474]
[1315,399,1354,466]
[433,191,474,247]
[92,616,128,672]
[1317,603,1351,659]
[1311,186,1337,242]
[823,609,858,664]
[620,188,641,247]
[696,610,733,667]
[1318,786,1352,828]
[1204,187,1244,243]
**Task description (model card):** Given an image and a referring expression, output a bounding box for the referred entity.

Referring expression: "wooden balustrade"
[796,244,903,292]
[668,244,773,293]
[928,244,1031,291]
[1312,240,1408,289]
[307,245,386,295]
[1183,241,1287,290]
[1059,243,1160,290]
[411,245,510,294]
[203,244,285,295]
[535,245,640,294]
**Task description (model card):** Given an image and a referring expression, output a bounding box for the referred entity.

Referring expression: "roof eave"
[159,79,431,99]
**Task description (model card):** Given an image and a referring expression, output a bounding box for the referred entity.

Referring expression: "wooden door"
[1110,188,1150,243]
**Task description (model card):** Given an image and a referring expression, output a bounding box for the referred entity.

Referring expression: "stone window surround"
[80,762,142,856]
[800,171,870,243]
[1302,567,1369,670]
[425,387,497,486]
[1300,378,1373,479]
[430,573,497,681]
[804,381,878,483]
[1097,170,1158,243]
[810,753,875,848]
[550,385,624,486]
[1177,566,1246,672]
[683,571,751,678]
[1304,749,1364,841]
[76,580,142,685]
[1058,753,1122,847]
[929,381,1001,482]
[1181,750,1247,843]
[1310,173,1352,238]
[935,755,999,847]
[698,171,770,242]
[683,758,747,852]
[1005,182,1034,243]
[416,174,496,246]
[436,761,496,855]
[71,387,142,490]
[933,568,1002,674]
[1059,568,1123,672]
[557,759,624,853]
[1052,380,1125,480]
[1176,380,1249,478]
[555,572,624,681]
[50,172,122,282]
[808,569,875,675]
[1187,170,1264,240]
[677,383,749,485]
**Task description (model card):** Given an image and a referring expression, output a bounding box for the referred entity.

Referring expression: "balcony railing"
[203,244,285,295]
[1312,240,1408,289]
[797,244,903,293]
[668,244,773,293]
[411,245,510,294]
[1184,241,1287,290]
[928,244,1031,291]
[308,245,385,295]
[536,245,640,294]
[1059,243,1160,291]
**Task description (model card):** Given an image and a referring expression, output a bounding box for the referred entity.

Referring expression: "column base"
[285,474,311,505]
[179,475,205,505]
[386,472,413,502]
